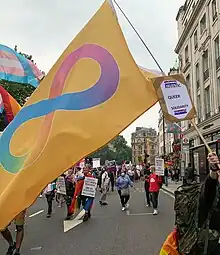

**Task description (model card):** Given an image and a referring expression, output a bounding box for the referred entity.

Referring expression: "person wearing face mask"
[116,171,133,211]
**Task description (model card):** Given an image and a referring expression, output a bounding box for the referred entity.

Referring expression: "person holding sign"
[69,165,96,222]
[148,166,162,215]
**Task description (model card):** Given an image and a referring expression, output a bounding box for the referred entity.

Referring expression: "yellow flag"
[0,0,158,229]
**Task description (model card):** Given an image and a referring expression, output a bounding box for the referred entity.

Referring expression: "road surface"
[0,182,175,255]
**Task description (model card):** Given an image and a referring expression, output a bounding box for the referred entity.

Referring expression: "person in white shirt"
[99,168,110,205]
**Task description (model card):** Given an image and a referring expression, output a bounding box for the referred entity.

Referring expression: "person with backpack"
[148,166,162,215]
[116,171,134,211]
[160,152,220,255]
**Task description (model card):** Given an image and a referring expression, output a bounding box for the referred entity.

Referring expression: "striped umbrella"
[0,44,44,87]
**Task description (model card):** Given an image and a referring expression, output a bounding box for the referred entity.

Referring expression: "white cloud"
[0,0,185,143]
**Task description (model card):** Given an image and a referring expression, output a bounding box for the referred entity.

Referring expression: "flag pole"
[113,0,165,76]
[113,0,213,155]
[113,0,166,156]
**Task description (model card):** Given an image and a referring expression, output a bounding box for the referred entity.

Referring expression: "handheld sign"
[92,158,101,168]
[152,74,196,122]
[82,177,98,198]
[155,158,164,176]
[56,176,66,195]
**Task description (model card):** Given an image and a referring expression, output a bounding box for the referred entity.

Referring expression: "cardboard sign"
[155,158,164,176]
[81,177,98,198]
[56,176,66,195]
[152,74,196,122]
[92,158,100,168]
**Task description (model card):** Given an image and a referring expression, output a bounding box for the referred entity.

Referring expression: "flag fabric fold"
[0,0,158,229]
[0,85,21,125]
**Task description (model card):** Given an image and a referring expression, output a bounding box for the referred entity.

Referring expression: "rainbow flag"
[0,0,158,229]
[160,229,180,255]
[0,85,21,125]
[0,44,43,87]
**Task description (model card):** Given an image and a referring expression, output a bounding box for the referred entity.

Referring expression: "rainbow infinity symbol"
[0,44,120,174]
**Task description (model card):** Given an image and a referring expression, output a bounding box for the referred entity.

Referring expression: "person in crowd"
[144,170,151,207]
[99,167,110,205]
[160,153,220,255]
[44,180,56,218]
[128,167,135,182]
[164,167,169,187]
[148,166,162,215]
[69,165,95,222]
[1,210,26,255]
[116,171,133,211]
[184,162,194,182]
[65,168,76,219]
[109,170,115,192]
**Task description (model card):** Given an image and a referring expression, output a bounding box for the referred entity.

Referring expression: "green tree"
[90,135,132,165]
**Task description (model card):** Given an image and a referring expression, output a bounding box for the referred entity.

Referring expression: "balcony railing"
[216,57,220,70]
[203,69,209,81]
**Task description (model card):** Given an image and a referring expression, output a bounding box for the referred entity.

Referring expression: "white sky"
[1,0,186,144]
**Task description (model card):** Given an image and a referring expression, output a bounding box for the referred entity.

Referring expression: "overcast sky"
[1,0,185,144]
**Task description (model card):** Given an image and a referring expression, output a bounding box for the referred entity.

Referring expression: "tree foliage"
[90,135,132,165]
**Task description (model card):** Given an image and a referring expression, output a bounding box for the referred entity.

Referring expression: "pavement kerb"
[162,186,175,195]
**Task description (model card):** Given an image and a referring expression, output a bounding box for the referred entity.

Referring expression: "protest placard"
[152,74,196,122]
[56,176,66,195]
[82,177,98,198]
[155,158,164,176]
[92,158,100,168]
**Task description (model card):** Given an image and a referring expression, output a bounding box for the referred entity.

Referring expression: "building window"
[196,63,200,89]
[218,77,220,109]
[185,45,189,64]
[202,50,209,81]
[204,86,211,118]
[212,0,218,21]
[194,30,198,50]
[215,36,220,70]
[197,94,201,122]
[200,13,206,34]
[186,74,191,96]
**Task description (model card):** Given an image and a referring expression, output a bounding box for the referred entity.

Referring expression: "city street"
[0,182,175,255]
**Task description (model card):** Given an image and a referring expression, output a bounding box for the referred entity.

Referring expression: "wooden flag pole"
[113,0,215,155]
[190,119,212,153]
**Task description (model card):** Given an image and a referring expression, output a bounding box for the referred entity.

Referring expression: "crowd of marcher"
[2,153,220,255]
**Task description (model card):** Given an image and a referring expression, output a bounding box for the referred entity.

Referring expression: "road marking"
[74,209,85,221]
[64,219,83,233]
[161,189,175,199]
[30,246,42,251]
[29,210,44,218]
[63,209,85,233]
[127,212,153,216]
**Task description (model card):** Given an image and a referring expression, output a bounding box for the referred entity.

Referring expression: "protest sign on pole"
[56,176,66,195]
[152,74,196,122]
[155,158,164,176]
[92,158,101,168]
[82,177,98,198]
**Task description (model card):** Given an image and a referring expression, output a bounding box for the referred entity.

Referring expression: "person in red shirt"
[148,166,162,215]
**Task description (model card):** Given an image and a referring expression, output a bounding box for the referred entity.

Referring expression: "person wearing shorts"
[1,210,26,255]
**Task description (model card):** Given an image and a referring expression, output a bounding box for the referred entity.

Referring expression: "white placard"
[155,158,164,176]
[92,158,100,168]
[161,80,192,120]
[56,176,66,195]
[81,177,98,198]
